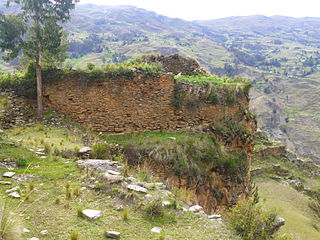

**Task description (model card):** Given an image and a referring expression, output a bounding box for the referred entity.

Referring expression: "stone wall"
[43,73,248,134]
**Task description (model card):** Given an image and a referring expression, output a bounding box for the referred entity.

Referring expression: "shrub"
[87,62,95,70]
[91,143,110,159]
[0,204,22,240]
[16,158,27,167]
[122,207,129,221]
[144,199,164,219]
[70,230,79,240]
[77,207,84,218]
[228,200,277,240]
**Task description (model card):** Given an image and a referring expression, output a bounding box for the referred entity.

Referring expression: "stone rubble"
[8,192,21,198]
[127,184,147,193]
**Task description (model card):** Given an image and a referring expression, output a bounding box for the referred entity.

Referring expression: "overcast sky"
[79,0,320,20]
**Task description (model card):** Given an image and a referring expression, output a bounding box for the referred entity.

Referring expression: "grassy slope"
[0,124,237,240]
[256,179,319,240]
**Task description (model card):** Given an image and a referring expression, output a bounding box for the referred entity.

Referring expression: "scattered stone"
[162,201,171,206]
[5,186,20,193]
[272,216,285,233]
[82,209,103,220]
[36,152,45,155]
[80,187,87,191]
[40,156,47,159]
[0,181,11,185]
[77,159,119,172]
[3,172,15,178]
[0,129,4,135]
[127,184,147,193]
[8,192,20,198]
[273,164,281,169]
[40,230,48,235]
[103,172,124,183]
[250,168,264,176]
[155,182,166,189]
[189,205,203,212]
[208,214,221,220]
[116,205,124,211]
[107,170,121,175]
[105,231,121,239]
[23,228,30,233]
[28,238,39,240]
[168,137,176,140]
[151,227,162,234]
[144,194,153,200]
[12,174,36,182]
[79,147,92,154]
[127,177,136,183]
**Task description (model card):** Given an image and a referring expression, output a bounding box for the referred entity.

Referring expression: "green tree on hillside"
[0,0,79,119]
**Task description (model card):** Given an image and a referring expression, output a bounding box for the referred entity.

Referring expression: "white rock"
[127,177,136,182]
[0,181,12,185]
[23,228,30,233]
[107,170,121,175]
[3,172,15,178]
[8,192,20,198]
[40,156,47,159]
[0,129,4,135]
[189,205,203,212]
[208,214,222,220]
[103,172,123,183]
[151,227,162,234]
[144,194,153,200]
[79,147,92,153]
[82,209,103,220]
[127,184,147,193]
[168,137,176,140]
[28,238,39,240]
[5,186,20,193]
[105,231,121,239]
[40,230,48,235]
[37,149,45,152]
[36,152,45,155]
[162,201,171,206]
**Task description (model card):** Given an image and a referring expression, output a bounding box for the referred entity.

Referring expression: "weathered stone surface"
[3,172,15,178]
[28,238,39,240]
[0,129,4,135]
[82,209,103,220]
[77,159,120,172]
[103,172,124,183]
[8,192,20,198]
[105,231,121,239]
[189,205,203,212]
[151,227,162,234]
[272,216,285,233]
[127,184,147,193]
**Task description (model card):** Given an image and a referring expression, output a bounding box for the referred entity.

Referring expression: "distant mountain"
[2,3,320,162]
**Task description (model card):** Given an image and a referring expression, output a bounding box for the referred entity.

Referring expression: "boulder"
[271,216,285,233]
[208,214,221,220]
[105,231,121,239]
[82,209,103,220]
[0,129,4,135]
[40,230,48,235]
[79,147,92,154]
[5,186,20,193]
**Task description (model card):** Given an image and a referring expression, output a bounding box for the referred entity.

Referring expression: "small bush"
[92,143,110,159]
[77,207,84,218]
[16,158,27,167]
[144,199,164,219]
[0,204,22,240]
[122,207,129,221]
[73,187,81,197]
[55,197,61,205]
[228,200,277,240]
[70,230,79,240]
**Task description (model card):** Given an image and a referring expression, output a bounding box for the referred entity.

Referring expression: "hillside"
[1,3,320,163]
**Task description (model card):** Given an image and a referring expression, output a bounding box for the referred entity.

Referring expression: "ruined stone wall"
[43,73,248,134]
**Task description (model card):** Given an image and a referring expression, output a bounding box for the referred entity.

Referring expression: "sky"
[79,0,320,20]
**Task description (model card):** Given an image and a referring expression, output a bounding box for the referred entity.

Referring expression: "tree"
[0,0,79,119]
